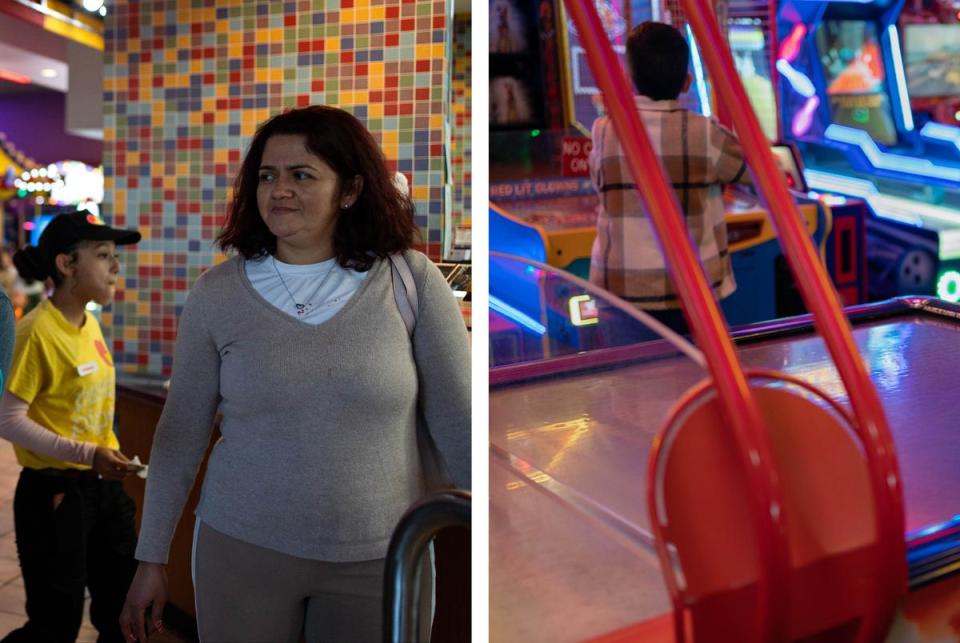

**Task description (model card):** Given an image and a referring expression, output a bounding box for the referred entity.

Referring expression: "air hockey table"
[490,254,960,641]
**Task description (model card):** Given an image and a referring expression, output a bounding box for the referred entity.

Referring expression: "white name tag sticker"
[77,362,99,377]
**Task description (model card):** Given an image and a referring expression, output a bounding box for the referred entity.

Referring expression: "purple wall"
[0,91,102,166]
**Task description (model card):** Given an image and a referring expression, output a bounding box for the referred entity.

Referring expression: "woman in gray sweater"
[119,106,471,642]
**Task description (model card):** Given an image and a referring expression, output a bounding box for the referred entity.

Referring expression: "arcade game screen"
[729,20,778,141]
[816,20,897,145]
[904,24,960,98]
[490,0,546,129]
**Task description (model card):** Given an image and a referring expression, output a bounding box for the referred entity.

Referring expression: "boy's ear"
[54,253,75,279]
[682,73,693,93]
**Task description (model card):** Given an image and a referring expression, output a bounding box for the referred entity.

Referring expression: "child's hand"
[93,446,135,480]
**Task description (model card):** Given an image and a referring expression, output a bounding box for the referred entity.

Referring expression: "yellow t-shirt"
[7,299,118,470]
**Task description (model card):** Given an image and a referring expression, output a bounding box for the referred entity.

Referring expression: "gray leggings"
[191,521,434,643]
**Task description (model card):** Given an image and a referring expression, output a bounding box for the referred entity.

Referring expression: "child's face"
[69,241,120,306]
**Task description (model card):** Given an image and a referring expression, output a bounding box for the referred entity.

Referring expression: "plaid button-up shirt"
[588,95,746,310]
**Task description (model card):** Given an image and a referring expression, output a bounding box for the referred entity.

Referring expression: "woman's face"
[256,134,356,263]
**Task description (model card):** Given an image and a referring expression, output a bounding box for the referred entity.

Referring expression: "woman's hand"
[92,446,135,480]
[119,561,168,642]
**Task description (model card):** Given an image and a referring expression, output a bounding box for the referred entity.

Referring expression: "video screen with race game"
[904,24,960,98]
[816,20,897,145]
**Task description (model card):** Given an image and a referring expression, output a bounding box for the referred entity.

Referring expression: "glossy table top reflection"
[490,313,960,641]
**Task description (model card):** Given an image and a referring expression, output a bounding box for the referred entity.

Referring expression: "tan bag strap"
[389,253,418,337]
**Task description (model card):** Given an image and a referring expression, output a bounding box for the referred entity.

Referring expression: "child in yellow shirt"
[0,211,142,643]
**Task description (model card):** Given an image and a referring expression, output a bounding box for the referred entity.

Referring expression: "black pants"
[2,468,138,643]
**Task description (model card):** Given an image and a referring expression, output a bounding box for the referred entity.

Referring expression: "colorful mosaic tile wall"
[450,14,470,231]
[102,0,454,375]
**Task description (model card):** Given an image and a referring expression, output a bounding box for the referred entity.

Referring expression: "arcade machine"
[900,0,960,127]
[491,0,864,327]
[778,0,960,298]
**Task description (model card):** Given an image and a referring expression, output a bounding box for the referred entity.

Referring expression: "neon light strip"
[825,125,960,182]
[686,25,712,119]
[805,169,960,258]
[887,25,914,132]
[0,69,30,84]
[489,295,547,335]
[921,122,960,154]
[775,59,816,97]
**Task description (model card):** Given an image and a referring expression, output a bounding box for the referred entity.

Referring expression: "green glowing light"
[937,270,960,302]
[530,129,541,137]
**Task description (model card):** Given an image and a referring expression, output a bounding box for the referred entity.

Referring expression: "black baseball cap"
[38,210,141,259]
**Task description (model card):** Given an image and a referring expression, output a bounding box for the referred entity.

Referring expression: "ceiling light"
[82,0,105,12]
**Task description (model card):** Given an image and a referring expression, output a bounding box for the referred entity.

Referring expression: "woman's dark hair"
[13,244,78,287]
[627,22,690,101]
[217,105,419,271]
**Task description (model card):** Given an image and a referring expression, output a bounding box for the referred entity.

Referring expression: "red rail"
[560,1,790,639]
[681,0,907,639]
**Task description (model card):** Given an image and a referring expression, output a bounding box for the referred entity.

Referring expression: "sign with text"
[562,136,592,177]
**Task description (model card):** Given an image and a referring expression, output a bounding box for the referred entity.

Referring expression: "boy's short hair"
[627,22,690,101]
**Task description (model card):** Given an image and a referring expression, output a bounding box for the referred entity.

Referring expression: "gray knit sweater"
[134,251,471,563]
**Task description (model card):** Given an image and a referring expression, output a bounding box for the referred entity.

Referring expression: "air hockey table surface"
[490,256,960,642]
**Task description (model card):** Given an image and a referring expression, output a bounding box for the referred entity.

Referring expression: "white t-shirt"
[244,255,368,325]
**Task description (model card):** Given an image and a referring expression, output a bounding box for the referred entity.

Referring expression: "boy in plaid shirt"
[589,21,747,333]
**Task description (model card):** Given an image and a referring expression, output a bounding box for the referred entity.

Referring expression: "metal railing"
[383,490,471,643]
